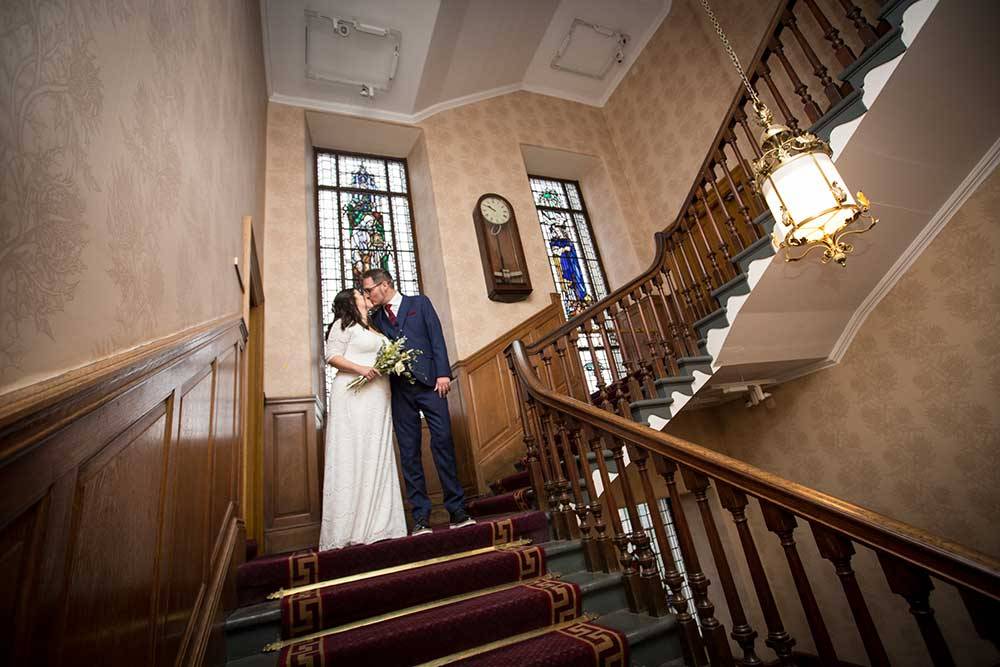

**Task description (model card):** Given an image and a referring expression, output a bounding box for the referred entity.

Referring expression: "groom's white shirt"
[386,291,403,317]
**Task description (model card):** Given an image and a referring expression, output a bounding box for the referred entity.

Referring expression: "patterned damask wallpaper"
[0,0,267,395]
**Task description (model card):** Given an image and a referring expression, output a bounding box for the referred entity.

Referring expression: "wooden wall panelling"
[262,396,321,554]
[449,295,567,492]
[0,315,247,666]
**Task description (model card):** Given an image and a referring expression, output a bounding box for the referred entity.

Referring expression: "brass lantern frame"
[750,105,878,267]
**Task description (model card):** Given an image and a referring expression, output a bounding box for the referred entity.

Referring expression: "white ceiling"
[262,0,670,124]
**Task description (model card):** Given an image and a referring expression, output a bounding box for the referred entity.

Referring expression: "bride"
[320,288,408,550]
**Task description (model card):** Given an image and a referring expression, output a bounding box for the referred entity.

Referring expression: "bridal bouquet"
[347,336,422,391]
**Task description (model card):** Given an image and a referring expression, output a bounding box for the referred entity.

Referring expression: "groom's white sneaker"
[411,520,432,536]
[449,511,476,529]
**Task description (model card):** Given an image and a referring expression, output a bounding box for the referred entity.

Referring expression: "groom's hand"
[435,377,451,398]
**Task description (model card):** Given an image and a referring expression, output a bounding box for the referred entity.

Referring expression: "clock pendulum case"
[472,193,533,302]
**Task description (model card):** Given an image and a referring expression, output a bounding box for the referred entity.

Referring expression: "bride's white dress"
[320,322,407,551]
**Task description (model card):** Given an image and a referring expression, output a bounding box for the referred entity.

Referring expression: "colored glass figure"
[344,166,392,285]
[549,236,590,312]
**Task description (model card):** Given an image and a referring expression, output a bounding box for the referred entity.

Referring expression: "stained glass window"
[529,176,620,393]
[316,151,421,395]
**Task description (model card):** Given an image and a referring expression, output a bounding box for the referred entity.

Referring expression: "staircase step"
[693,307,728,340]
[676,355,713,376]
[654,375,696,399]
[467,489,534,517]
[732,230,775,274]
[710,272,750,304]
[561,570,630,615]
[538,539,586,575]
[490,469,531,493]
[630,397,674,423]
[598,608,683,667]
[236,511,548,605]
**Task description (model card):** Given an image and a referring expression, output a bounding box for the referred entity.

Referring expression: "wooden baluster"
[677,226,712,318]
[666,234,700,323]
[527,398,560,523]
[613,300,644,402]
[756,55,800,132]
[623,293,656,398]
[631,286,665,383]
[959,588,1000,653]
[627,445,677,621]
[760,502,838,665]
[540,409,575,540]
[681,211,716,309]
[703,172,746,260]
[771,36,822,123]
[802,0,856,68]
[555,415,586,542]
[639,281,673,378]
[654,271,692,363]
[655,457,730,667]
[566,329,591,403]
[877,553,956,666]
[609,438,663,617]
[837,0,880,48]
[783,9,848,107]
[734,105,763,159]
[716,483,797,665]
[725,124,767,215]
[540,346,557,390]
[555,336,576,399]
[578,322,607,409]
[508,356,549,511]
[717,147,761,240]
[690,197,725,287]
[811,524,890,666]
[594,314,627,417]
[680,467,763,666]
[591,431,641,609]
[583,425,619,573]
[565,420,603,572]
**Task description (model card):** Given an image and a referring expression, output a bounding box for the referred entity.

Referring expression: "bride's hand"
[359,366,381,381]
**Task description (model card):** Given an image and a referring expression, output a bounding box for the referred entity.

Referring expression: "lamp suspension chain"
[699,0,763,111]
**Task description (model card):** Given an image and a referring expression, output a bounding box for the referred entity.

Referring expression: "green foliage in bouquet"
[346,336,422,391]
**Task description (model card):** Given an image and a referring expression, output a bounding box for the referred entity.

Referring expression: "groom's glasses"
[362,282,384,295]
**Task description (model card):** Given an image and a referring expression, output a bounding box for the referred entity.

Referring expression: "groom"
[361,268,475,535]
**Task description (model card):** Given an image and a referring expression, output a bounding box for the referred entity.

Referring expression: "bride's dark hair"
[325,288,368,338]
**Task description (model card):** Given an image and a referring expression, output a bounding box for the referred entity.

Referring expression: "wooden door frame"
[238,215,265,546]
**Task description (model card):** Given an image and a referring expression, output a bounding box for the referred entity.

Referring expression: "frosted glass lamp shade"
[764,152,857,248]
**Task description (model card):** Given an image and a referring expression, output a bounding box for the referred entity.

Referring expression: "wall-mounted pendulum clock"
[473,193,533,302]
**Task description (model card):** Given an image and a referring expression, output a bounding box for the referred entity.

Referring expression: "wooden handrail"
[509,339,1000,600]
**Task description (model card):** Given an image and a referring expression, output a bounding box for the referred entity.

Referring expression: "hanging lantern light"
[700,0,876,267]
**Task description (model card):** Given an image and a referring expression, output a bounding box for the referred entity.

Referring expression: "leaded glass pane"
[530,175,619,394]
[317,150,422,397]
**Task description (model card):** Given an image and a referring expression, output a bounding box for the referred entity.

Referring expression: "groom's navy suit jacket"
[371,293,464,521]
[371,294,451,387]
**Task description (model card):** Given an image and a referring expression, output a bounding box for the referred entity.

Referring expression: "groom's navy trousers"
[373,294,466,523]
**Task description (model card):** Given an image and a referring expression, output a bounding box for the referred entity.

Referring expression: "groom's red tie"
[385,303,397,326]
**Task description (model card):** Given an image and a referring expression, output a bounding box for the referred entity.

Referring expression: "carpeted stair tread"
[491,469,531,493]
[237,511,547,604]
[467,488,534,517]
[276,579,583,666]
[280,544,547,638]
[449,620,629,666]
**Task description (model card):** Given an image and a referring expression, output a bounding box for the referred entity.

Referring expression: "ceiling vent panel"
[305,10,401,97]
[550,19,629,80]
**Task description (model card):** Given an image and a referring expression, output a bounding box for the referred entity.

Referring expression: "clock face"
[480,196,512,225]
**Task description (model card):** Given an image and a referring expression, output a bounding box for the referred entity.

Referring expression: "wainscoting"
[262,396,322,554]
[448,294,569,493]
[0,315,247,666]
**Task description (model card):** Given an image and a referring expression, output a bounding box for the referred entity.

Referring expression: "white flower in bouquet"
[346,336,423,391]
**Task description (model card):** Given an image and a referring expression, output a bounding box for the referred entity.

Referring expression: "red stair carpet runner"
[281,544,547,638]
[466,487,533,518]
[279,578,584,666]
[450,621,629,667]
[238,511,547,604]
[490,469,530,493]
